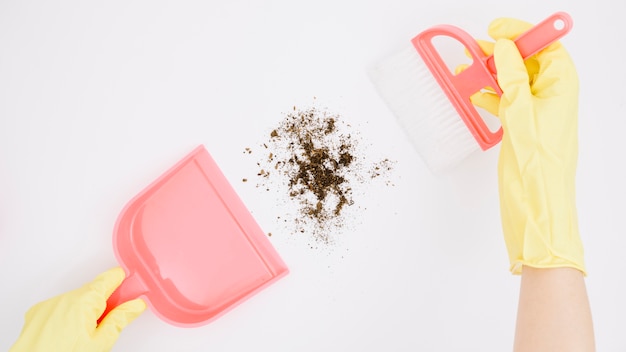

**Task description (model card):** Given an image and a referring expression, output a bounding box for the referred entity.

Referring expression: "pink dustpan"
[99,145,289,327]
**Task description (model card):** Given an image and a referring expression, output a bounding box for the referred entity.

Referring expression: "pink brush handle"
[485,12,573,73]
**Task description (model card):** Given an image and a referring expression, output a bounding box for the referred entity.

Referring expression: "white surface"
[0,0,624,351]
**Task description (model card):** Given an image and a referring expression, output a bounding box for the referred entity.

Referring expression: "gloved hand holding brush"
[469,16,595,352]
[470,17,585,275]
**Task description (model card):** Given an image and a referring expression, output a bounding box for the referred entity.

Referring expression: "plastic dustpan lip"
[106,144,289,328]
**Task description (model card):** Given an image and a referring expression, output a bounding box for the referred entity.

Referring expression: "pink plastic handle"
[412,11,573,151]
[97,272,147,325]
[485,12,573,73]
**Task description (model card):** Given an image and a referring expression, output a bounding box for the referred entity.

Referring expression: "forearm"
[514,266,595,352]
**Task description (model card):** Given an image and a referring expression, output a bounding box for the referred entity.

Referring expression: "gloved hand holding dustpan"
[10,268,146,352]
[11,145,289,351]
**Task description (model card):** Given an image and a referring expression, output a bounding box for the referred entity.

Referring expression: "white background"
[1,0,624,351]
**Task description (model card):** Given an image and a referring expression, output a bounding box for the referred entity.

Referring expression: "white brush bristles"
[368,46,479,174]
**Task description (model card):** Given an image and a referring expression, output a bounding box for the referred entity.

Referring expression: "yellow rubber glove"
[10,267,146,352]
[472,17,586,275]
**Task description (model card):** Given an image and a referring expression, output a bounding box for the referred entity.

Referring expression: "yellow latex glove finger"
[454,66,499,116]
[454,25,539,116]
[10,267,147,352]
[454,40,500,115]
[470,90,500,116]
[487,17,533,39]
[487,17,541,85]
[492,19,585,275]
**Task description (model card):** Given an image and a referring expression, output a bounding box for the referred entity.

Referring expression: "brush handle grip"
[485,12,573,73]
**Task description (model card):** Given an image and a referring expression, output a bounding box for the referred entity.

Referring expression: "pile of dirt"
[246,104,394,245]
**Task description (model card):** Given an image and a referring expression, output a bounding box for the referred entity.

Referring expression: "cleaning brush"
[369,12,573,174]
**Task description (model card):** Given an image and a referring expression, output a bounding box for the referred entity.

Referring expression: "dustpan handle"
[97,272,148,325]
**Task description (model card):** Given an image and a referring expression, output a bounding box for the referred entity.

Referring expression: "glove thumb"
[94,298,146,350]
[493,38,532,107]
